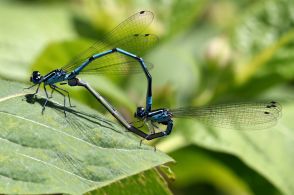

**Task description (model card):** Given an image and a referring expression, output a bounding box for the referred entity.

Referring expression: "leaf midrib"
[0,92,28,102]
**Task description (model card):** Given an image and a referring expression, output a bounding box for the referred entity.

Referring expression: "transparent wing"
[54,105,123,146]
[62,34,157,74]
[80,60,154,75]
[170,101,282,130]
[61,11,156,73]
[103,10,154,44]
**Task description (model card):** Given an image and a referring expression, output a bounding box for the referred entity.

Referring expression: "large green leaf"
[231,0,294,84]
[0,79,173,194]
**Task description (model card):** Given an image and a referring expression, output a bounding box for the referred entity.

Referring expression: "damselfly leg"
[22,83,40,103]
[24,83,40,96]
[130,118,159,135]
[151,121,159,129]
[49,82,68,98]
[33,84,41,96]
[139,123,158,151]
[50,84,75,107]
[24,83,73,116]
[145,121,156,134]
[139,138,157,151]
[47,84,76,116]
[49,88,54,98]
[42,85,49,115]
[130,118,146,129]
[24,83,37,90]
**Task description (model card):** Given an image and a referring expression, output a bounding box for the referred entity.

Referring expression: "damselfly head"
[134,107,145,119]
[30,71,42,84]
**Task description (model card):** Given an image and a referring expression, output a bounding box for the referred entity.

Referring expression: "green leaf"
[169,145,280,195]
[0,1,76,81]
[0,79,173,194]
[129,37,200,105]
[167,0,208,37]
[169,146,253,195]
[231,0,294,84]
[87,169,172,195]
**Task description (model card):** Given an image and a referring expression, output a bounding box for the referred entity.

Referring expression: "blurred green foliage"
[1,0,294,194]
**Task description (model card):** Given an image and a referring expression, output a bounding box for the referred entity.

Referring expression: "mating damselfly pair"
[27,11,282,140]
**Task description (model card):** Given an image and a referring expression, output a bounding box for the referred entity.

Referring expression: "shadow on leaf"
[24,94,122,135]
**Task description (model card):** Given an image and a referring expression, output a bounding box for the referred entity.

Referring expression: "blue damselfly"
[27,11,156,114]
[133,101,282,140]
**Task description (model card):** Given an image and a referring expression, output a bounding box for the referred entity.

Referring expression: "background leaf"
[168,146,281,195]
[231,0,294,85]
[0,1,77,81]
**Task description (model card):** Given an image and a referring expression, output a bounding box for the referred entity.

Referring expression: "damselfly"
[69,78,282,140]
[133,101,282,140]
[27,11,157,114]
